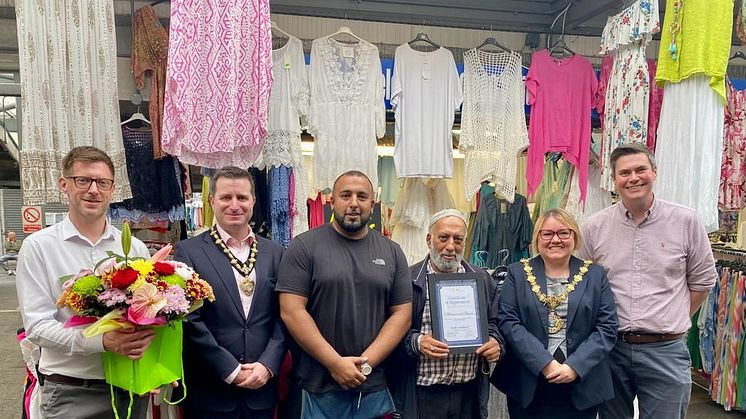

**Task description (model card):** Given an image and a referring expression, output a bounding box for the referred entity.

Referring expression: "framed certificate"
[427,272,489,354]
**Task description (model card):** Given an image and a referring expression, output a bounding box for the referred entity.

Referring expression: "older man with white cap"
[387,209,503,419]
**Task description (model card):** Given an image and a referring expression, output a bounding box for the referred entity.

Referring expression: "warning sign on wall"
[21,206,42,234]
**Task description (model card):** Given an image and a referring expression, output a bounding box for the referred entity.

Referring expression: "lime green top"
[656,0,733,100]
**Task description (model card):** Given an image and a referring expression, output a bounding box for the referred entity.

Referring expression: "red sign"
[22,206,42,233]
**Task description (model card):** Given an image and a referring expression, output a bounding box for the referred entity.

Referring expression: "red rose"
[110,267,139,289]
[153,261,176,276]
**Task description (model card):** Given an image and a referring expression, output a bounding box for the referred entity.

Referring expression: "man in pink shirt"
[577,142,717,419]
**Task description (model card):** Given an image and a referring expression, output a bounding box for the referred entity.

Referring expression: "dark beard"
[335,210,371,233]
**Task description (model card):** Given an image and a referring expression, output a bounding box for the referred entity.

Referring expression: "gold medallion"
[209,226,259,298]
[521,258,591,336]
[239,277,255,296]
[548,310,565,335]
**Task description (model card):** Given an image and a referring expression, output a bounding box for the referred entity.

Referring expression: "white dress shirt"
[16,216,150,379]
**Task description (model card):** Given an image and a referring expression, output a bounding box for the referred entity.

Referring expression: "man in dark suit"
[174,166,286,419]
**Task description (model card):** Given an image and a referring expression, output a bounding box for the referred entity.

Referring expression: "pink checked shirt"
[577,198,717,334]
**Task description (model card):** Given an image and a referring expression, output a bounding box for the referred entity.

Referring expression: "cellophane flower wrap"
[56,222,215,401]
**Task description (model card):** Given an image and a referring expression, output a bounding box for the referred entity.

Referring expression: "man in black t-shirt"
[277,170,412,418]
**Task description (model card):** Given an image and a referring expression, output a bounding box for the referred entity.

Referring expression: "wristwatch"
[360,362,372,376]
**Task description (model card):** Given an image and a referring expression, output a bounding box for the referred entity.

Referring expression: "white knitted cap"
[429,209,467,230]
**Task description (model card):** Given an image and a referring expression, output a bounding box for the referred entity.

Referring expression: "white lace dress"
[15,0,132,204]
[256,36,310,237]
[391,44,462,178]
[390,178,455,264]
[308,37,385,190]
[460,49,528,202]
[598,0,660,191]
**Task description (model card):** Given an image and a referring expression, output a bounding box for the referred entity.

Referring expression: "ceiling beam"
[270,0,556,33]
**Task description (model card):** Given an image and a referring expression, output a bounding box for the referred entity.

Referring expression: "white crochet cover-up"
[459,49,528,202]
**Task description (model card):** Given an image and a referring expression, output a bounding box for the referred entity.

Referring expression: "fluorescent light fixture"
[301,141,464,159]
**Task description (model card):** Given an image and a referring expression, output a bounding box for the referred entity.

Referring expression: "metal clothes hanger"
[476,37,512,53]
[476,25,511,53]
[548,2,576,57]
[408,20,440,48]
[730,50,746,61]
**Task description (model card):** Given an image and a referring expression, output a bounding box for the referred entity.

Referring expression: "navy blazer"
[490,255,618,411]
[173,232,287,412]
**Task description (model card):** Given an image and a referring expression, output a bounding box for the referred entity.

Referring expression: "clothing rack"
[689,248,746,412]
[711,245,746,263]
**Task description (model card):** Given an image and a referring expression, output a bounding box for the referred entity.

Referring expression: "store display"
[719,82,746,211]
[109,127,185,223]
[161,0,273,168]
[598,0,659,191]
[657,0,733,100]
[131,5,169,159]
[470,183,532,268]
[656,75,724,233]
[390,178,454,264]
[564,163,612,227]
[460,49,528,202]
[308,34,385,190]
[525,49,597,204]
[259,34,310,238]
[391,43,462,178]
[15,0,132,204]
[646,59,664,152]
[10,5,745,415]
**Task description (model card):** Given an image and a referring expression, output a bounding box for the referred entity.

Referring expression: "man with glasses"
[16,146,155,419]
[577,143,717,419]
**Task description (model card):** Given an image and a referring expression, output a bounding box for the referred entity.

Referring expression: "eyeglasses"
[66,176,114,191]
[539,229,573,241]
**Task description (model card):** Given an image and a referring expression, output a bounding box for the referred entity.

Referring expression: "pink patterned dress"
[161,0,272,168]
[719,81,746,211]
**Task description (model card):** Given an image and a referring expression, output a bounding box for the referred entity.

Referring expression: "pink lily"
[150,244,173,263]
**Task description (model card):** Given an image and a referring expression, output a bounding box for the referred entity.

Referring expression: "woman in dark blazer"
[491,208,618,419]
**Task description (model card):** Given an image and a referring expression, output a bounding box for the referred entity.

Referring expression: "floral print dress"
[598,0,659,191]
[719,81,746,211]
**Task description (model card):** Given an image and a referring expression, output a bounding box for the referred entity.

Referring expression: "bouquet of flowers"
[56,223,214,414]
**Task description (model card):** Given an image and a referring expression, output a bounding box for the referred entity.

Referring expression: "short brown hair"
[532,208,582,254]
[209,166,255,197]
[610,143,656,177]
[61,146,115,178]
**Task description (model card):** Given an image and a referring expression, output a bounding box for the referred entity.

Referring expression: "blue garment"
[268,165,291,247]
[301,388,395,419]
[700,277,718,373]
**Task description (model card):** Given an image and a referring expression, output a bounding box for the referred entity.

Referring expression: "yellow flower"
[128,277,148,291]
[129,260,154,279]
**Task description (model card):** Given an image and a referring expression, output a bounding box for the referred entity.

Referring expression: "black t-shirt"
[276,224,412,393]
